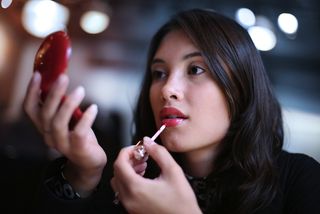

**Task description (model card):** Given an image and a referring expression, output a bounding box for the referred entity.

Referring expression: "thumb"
[143,137,182,177]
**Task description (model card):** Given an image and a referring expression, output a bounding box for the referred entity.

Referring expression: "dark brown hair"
[133,8,283,213]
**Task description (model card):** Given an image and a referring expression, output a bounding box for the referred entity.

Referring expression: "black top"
[34,150,320,214]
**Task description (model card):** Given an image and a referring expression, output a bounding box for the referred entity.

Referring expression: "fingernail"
[89,104,98,114]
[57,74,68,84]
[33,72,41,83]
[143,137,155,146]
[73,86,85,99]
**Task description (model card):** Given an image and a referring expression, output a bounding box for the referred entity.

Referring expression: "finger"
[131,152,148,176]
[43,76,70,147]
[72,104,98,139]
[41,74,69,131]
[54,86,85,126]
[68,104,98,151]
[133,161,147,176]
[51,86,85,144]
[23,72,57,147]
[143,137,182,177]
[113,146,143,181]
[132,152,149,164]
[23,72,42,126]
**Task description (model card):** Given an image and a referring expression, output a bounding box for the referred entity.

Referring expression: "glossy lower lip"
[161,118,184,127]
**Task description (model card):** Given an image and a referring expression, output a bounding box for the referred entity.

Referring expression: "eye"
[151,70,167,81]
[188,65,205,75]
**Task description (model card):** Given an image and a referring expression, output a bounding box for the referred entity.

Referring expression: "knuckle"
[51,117,61,130]
[52,112,69,130]
[40,108,51,122]
[63,97,78,109]
[51,123,60,133]
[51,118,66,135]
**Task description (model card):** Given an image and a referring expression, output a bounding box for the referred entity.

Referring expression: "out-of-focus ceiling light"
[79,0,111,35]
[235,8,256,28]
[248,15,277,51]
[1,0,12,8]
[248,26,276,51]
[278,13,298,35]
[22,0,70,38]
[80,10,110,34]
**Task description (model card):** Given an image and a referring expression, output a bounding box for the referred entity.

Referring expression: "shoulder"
[276,150,320,213]
[277,150,320,178]
[277,150,320,188]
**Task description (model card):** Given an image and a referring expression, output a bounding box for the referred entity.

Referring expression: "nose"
[161,75,184,101]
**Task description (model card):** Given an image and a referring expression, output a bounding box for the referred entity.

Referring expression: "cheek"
[193,87,230,134]
[149,86,160,117]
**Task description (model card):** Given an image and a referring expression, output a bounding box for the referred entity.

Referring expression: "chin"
[162,141,188,153]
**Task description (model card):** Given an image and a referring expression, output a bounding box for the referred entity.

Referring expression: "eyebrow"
[151,51,202,65]
[183,51,202,60]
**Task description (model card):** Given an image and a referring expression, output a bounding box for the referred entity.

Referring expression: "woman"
[24,9,320,213]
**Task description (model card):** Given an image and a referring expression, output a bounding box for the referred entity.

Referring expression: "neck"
[181,145,218,178]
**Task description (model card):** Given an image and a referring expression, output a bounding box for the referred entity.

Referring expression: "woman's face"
[149,30,230,155]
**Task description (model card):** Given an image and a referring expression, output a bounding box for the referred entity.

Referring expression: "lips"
[159,107,188,127]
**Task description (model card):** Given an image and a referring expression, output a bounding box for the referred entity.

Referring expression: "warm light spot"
[80,11,110,34]
[22,0,69,38]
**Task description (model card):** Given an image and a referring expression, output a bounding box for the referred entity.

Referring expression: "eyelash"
[151,65,206,81]
[188,65,206,75]
[151,70,166,80]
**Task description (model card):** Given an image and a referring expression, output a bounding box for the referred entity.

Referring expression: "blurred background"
[0,0,319,213]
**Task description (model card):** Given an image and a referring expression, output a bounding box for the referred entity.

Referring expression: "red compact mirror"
[34,31,83,128]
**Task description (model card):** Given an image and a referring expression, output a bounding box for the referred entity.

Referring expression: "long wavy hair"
[133,9,283,213]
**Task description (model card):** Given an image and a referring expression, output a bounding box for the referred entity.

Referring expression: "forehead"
[154,30,199,59]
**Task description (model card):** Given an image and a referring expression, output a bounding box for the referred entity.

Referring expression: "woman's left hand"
[111,137,202,214]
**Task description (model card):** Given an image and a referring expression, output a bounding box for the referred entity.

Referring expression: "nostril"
[162,93,178,101]
[170,94,178,99]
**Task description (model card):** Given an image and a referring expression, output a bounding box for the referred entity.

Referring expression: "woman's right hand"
[24,72,107,196]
